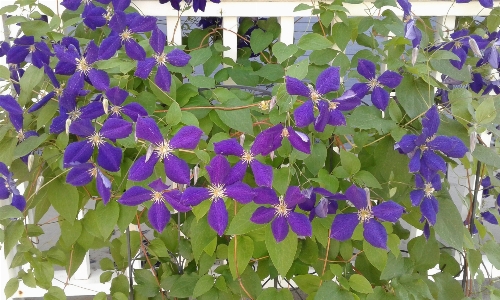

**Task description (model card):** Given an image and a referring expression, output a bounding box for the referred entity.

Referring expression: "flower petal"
[125,40,146,61]
[345,184,368,210]
[98,35,121,60]
[129,15,157,33]
[357,59,376,80]
[408,149,421,173]
[136,117,164,144]
[148,201,170,232]
[285,76,310,97]
[252,124,284,156]
[88,69,110,91]
[97,142,123,172]
[330,213,359,241]
[182,187,210,206]
[422,150,446,173]
[287,128,310,154]
[372,201,404,222]
[12,195,26,211]
[66,163,94,186]
[288,212,312,237]
[164,154,191,184]
[100,118,132,139]
[167,48,191,67]
[214,139,244,156]
[225,182,254,204]
[122,103,148,122]
[316,66,340,95]
[208,199,228,236]
[206,155,230,185]
[150,26,166,54]
[363,219,388,249]
[250,207,275,224]
[128,154,159,181]
[394,134,417,154]
[284,186,306,208]
[328,109,346,126]
[96,170,112,205]
[377,71,402,89]
[165,190,191,212]
[250,160,273,187]
[371,86,389,111]
[314,100,330,132]
[428,136,468,158]
[272,216,289,242]
[410,189,424,206]
[135,57,155,79]
[64,141,93,167]
[224,161,246,186]
[421,196,438,225]
[422,106,440,138]
[106,86,128,106]
[254,187,279,205]
[155,64,172,92]
[118,186,151,205]
[170,126,203,149]
[293,100,314,128]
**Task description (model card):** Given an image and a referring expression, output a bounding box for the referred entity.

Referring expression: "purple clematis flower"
[61,0,111,11]
[438,30,487,70]
[394,106,468,174]
[214,138,273,187]
[481,210,499,225]
[351,59,403,112]
[481,176,492,198]
[129,117,203,183]
[0,95,24,131]
[286,67,360,132]
[330,185,404,249]
[66,163,112,204]
[405,19,422,49]
[456,0,493,8]
[159,0,220,12]
[6,36,53,68]
[252,123,310,155]
[410,170,441,226]
[250,186,310,242]
[299,187,346,220]
[100,86,148,121]
[135,27,191,92]
[118,178,190,232]
[0,41,10,57]
[54,39,110,94]
[9,64,24,95]
[99,11,157,61]
[0,162,26,211]
[182,155,255,235]
[63,118,132,172]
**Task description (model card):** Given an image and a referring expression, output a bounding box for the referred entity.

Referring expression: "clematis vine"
[214,138,273,187]
[135,27,191,92]
[159,0,221,12]
[118,178,190,232]
[66,163,112,205]
[252,123,310,155]
[434,30,487,70]
[330,184,404,249]
[394,106,468,174]
[299,187,346,220]
[128,117,202,184]
[99,86,148,121]
[286,67,360,132]
[250,186,311,242]
[63,118,132,172]
[6,36,53,69]
[0,162,26,211]
[182,155,254,235]
[352,59,403,112]
[410,169,441,226]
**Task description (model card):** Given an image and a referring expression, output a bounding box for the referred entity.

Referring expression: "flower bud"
[193,165,200,185]
[270,151,275,161]
[269,96,277,111]
[65,118,72,135]
[469,38,482,57]
[412,47,418,66]
[103,97,109,114]
[239,133,245,146]
[27,154,34,172]
[470,130,477,153]
[315,197,329,218]
[35,175,44,194]
[145,144,154,162]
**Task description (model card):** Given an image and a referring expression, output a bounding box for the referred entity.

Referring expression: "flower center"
[67,108,82,121]
[273,196,291,217]
[153,52,168,66]
[281,128,289,138]
[329,102,339,111]
[152,191,164,203]
[83,0,92,5]
[357,207,373,223]
[454,41,463,49]
[424,182,435,198]
[17,130,25,142]
[241,150,254,164]
[28,45,36,53]
[88,167,98,178]
[368,78,380,91]
[88,132,105,148]
[103,7,113,21]
[120,29,133,42]
[154,139,173,161]
[258,100,270,111]
[76,57,91,75]
[308,84,322,103]
[110,105,122,115]
[208,183,226,202]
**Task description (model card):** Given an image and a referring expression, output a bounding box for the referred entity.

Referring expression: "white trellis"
[1,0,500,299]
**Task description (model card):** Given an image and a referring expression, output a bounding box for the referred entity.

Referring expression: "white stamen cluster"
[153,52,168,66]
[258,100,270,111]
[151,191,165,203]
[154,139,173,161]
[17,130,25,142]
[357,207,373,223]
[273,196,291,218]
[110,105,122,116]
[241,150,254,164]
[28,45,36,53]
[424,182,435,198]
[368,77,381,91]
[120,29,134,42]
[208,183,227,202]
[88,132,105,148]
[454,41,463,49]
[67,108,82,121]
[88,167,98,178]
[308,84,322,103]
[76,57,92,75]
[281,127,289,138]
[329,101,339,111]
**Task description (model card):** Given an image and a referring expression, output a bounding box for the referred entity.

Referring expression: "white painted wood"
[278,16,295,45]
[222,16,238,62]
[166,16,183,45]
[72,209,91,280]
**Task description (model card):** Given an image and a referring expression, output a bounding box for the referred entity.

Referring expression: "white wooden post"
[166,16,182,46]
[222,16,238,62]
[278,17,294,45]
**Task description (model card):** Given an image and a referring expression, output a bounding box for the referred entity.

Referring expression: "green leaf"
[257,288,294,300]
[293,3,313,11]
[4,220,24,256]
[349,274,373,294]
[250,29,274,53]
[0,205,23,220]
[293,274,321,295]
[316,281,354,300]
[429,50,460,61]
[134,269,160,297]
[297,33,334,50]
[286,58,309,80]
[215,98,254,135]
[347,106,396,133]
[482,240,500,270]
[20,20,50,38]
[169,273,200,298]
[38,3,55,16]
[304,142,327,176]
[191,216,217,261]
[0,65,10,80]
[18,65,44,106]
[395,76,433,118]
[190,47,212,66]
[13,133,47,159]
[432,273,464,299]
[272,42,298,63]
[165,101,182,125]
[430,59,471,83]
[265,225,297,275]
[434,190,465,250]
[254,64,285,81]
[227,202,265,235]
[193,275,214,298]
[4,278,18,299]
[476,97,497,124]
[43,286,66,300]
[0,5,18,14]
[187,75,215,89]
[353,170,382,189]
[228,235,254,279]
[100,271,113,283]
[363,240,387,271]
[48,178,79,225]
[340,150,360,176]
[473,145,500,168]
[94,201,120,239]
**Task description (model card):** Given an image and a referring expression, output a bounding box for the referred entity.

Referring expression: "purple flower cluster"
[158,0,220,12]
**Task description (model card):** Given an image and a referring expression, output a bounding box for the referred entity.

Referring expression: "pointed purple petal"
[165,190,191,212]
[122,103,148,122]
[182,187,210,206]
[328,109,347,126]
[482,211,498,225]
[129,16,157,33]
[128,154,159,181]
[85,41,100,64]
[357,59,376,80]
[0,179,10,199]
[316,66,340,95]
[214,139,244,156]
[314,100,330,132]
[166,49,191,67]
[96,170,112,205]
[330,213,358,241]
[286,76,310,97]
[288,212,312,237]
[421,196,438,225]
[224,161,246,186]
[252,124,284,156]
[208,199,228,236]
[371,86,389,111]
[254,187,279,205]
[164,154,190,184]
[225,182,254,204]
[125,40,146,61]
[108,10,127,33]
[136,117,164,144]
[372,201,404,222]
[250,207,275,224]
[118,186,151,205]
[287,128,310,154]
[98,36,121,60]
[345,184,368,210]
[272,216,289,242]
[135,58,156,79]
[422,150,446,173]
[149,201,170,232]
[378,71,402,89]
[293,100,315,127]
[64,141,93,167]
[66,163,94,186]
[88,69,110,91]
[12,195,26,211]
[106,87,128,106]
[422,106,440,138]
[363,219,388,249]
[0,95,23,115]
[250,160,273,187]
[352,82,370,98]
[155,64,172,92]
[100,118,132,139]
[395,134,417,154]
[284,186,306,208]
[150,27,166,54]
[170,126,203,149]
[69,119,93,137]
[97,143,123,172]
[6,46,29,64]
[428,136,468,158]
[410,190,424,206]
[409,149,421,173]
[206,155,230,185]
[28,91,55,113]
